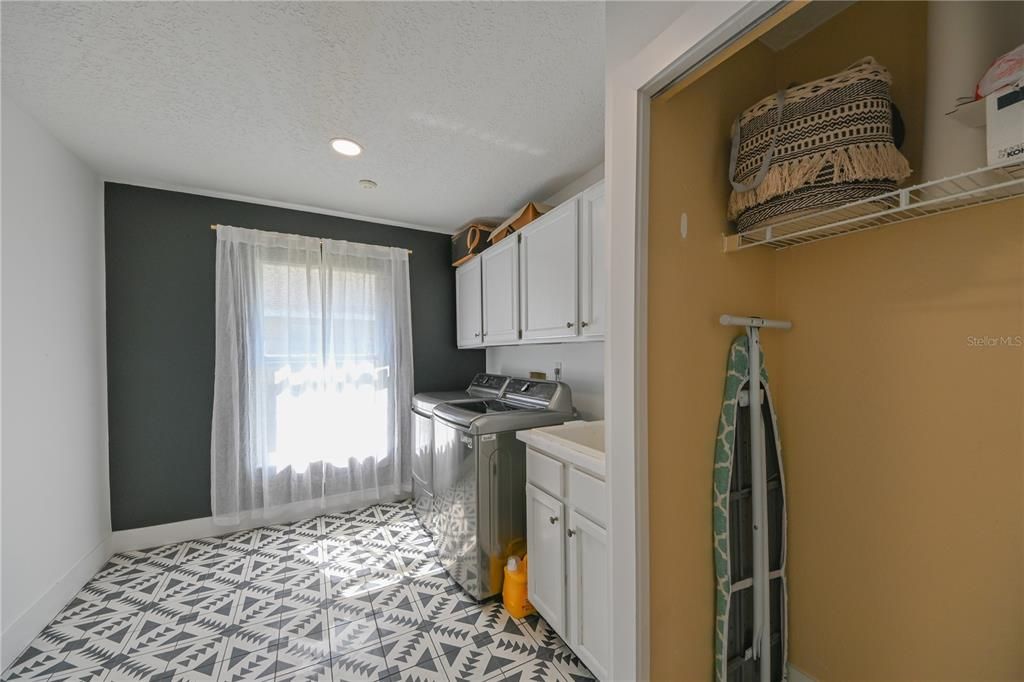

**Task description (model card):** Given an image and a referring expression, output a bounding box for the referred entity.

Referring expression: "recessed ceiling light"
[330,138,362,156]
[359,179,378,190]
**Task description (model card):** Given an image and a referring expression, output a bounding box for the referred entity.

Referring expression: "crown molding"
[102,177,455,235]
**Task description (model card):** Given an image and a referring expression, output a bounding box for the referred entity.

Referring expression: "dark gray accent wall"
[105,183,484,531]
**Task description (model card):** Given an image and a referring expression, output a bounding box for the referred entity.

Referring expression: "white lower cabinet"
[525,484,566,635]
[567,510,610,680]
[525,448,609,680]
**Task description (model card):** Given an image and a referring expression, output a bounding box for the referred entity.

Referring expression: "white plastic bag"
[977,43,1024,99]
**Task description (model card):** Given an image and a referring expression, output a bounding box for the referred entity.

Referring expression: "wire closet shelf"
[724,160,1024,252]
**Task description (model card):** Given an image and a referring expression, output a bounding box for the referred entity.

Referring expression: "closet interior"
[645,1,1023,680]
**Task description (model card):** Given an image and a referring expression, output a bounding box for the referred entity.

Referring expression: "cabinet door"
[455,259,483,348]
[567,509,610,680]
[526,483,566,634]
[519,200,579,341]
[481,236,520,345]
[578,182,606,339]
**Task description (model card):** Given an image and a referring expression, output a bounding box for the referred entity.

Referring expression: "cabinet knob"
[548,516,558,525]
[567,528,576,538]
[566,322,574,328]
[580,321,589,328]
[474,332,480,337]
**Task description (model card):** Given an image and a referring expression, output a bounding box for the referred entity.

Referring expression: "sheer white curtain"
[211,225,413,523]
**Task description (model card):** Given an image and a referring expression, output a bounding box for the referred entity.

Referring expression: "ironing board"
[714,332,788,682]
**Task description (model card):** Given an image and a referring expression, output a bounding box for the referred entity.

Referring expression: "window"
[211,226,413,520]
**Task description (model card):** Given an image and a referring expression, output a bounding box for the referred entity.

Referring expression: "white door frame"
[603,3,786,679]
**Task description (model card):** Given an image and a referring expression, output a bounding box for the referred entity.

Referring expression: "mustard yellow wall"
[776,198,1024,680]
[648,40,781,681]
[647,2,1024,679]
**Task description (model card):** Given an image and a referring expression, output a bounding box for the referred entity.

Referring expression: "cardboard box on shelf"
[986,85,1024,165]
[944,85,1024,166]
[488,202,551,244]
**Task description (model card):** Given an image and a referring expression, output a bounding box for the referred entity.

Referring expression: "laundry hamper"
[727,57,912,233]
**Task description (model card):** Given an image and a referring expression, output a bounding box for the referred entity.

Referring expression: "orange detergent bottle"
[502,554,535,618]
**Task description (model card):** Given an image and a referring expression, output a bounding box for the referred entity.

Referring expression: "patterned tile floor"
[3,501,593,682]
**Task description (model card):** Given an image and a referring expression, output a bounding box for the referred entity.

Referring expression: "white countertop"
[516,420,605,478]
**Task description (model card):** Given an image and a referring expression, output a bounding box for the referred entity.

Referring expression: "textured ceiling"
[1,2,604,232]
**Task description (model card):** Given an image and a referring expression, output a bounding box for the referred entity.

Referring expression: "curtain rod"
[209,224,412,254]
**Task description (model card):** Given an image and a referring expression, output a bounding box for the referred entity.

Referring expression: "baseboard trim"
[112,515,250,554]
[789,663,818,682]
[111,491,411,553]
[1,536,112,670]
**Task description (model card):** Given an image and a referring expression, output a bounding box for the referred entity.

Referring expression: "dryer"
[411,373,508,533]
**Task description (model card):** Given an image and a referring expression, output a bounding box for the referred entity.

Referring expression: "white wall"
[606,1,691,75]
[1,94,110,668]
[543,163,604,207]
[486,342,604,420]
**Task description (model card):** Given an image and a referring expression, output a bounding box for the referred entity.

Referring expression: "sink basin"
[534,420,604,455]
[517,420,605,476]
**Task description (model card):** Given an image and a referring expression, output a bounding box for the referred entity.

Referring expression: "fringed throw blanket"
[728,57,912,233]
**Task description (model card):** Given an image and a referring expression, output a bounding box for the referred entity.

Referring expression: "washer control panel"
[470,373,510,391]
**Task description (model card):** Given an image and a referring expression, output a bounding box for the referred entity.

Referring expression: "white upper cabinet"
[453,179,606,348]
[578,181,606,339]
[455,257,483,348]
[519,199,579,341]
[481,236,520,345]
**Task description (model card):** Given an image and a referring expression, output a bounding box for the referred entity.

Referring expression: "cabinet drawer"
[567,467,607,527]
[527,448,563,497]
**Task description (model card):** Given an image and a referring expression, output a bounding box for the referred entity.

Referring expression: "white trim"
[604,57,639,682]
[112,491,410,553]
[112,515,254,554]
[788,663,818,682]
[101,177,453,235]
[605,2,787,679]
[1,537,112,670]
